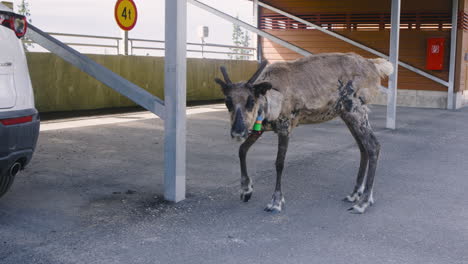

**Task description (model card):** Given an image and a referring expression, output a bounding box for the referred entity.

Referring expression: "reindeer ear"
[253,82,272,97]
[215,78,230,95]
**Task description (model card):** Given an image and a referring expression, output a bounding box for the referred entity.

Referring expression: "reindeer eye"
[225,97,234,112]
[245,96,255,111]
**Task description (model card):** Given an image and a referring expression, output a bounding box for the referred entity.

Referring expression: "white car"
[0,4,39,198]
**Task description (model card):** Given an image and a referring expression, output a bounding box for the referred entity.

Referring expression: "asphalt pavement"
[1,104,467,264]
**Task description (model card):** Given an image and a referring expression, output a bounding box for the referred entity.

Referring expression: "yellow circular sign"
[114,0,138,31]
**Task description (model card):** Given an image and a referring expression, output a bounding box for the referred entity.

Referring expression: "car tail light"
[0,11,27,38]
[0,115,33,126]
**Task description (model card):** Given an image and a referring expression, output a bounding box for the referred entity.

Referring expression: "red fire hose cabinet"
[426,38,445,70]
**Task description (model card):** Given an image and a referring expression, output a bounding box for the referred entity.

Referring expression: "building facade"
[256,0,468,108]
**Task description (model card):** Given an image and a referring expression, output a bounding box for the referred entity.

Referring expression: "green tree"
[16,0,31,18]
[16,0,33,50]
[229,16,252,60]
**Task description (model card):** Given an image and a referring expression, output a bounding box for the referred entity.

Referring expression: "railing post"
[129,39,133,56]
[164,0,187,202]
[386,0,401,129]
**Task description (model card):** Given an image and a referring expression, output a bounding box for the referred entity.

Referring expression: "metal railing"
[24,32,256,58]
[46,32,121,53]
[129,38,255,57]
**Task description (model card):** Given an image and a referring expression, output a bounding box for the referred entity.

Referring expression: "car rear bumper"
[0,108,40,174]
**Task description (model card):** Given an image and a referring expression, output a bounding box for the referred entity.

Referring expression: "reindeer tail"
[369,58,394,78]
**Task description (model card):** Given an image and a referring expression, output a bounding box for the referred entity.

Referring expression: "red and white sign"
[114,0,138,31]
[426,38,445,71]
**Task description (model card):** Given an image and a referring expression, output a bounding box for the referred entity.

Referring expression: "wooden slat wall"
[260,0,452,91]
[261,0,451,15]
[262,30,450,91]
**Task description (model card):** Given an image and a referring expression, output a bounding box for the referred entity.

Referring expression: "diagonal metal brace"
[26,24,165,119]
[188,0,388,94]
[258,1,448,88]
[187,0,311,57]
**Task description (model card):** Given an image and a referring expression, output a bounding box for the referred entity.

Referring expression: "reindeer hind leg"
[341,117,369,203]
[340,105,380,214]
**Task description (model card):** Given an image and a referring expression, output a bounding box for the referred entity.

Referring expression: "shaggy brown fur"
[246,53,391,131]
[215,52,393,214]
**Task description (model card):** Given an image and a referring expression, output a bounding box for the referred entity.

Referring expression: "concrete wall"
[26,53,258,112]
[373,90,447,108]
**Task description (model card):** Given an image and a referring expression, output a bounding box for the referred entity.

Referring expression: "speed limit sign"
[114,0,138,31]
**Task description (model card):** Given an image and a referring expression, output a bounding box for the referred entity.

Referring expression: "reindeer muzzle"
[231,108,247,139]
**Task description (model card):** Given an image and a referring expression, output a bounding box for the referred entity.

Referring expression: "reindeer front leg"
[265,119,290,212]
[239,133,261,202]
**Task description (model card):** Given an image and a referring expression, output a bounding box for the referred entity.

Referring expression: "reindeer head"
[215,61,272,140]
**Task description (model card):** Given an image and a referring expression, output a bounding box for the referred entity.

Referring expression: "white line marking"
[40,106,224,131]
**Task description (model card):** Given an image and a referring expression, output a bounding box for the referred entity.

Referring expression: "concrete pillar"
[386,0,401,129]
[164,0,187,202]
[448,0,459,109]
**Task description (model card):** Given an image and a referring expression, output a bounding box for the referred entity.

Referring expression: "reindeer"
[214,53,393,214]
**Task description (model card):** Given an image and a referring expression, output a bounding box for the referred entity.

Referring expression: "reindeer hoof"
[240,191,252,202]
[264,195,285,213]
[347,198,374,214]
[264,205,282,213]
[343,192,362,203]
[240,186,253,202]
